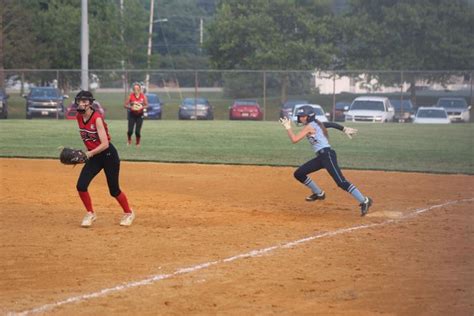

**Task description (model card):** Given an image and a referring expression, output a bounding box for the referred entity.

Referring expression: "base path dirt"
[1,158,473,315]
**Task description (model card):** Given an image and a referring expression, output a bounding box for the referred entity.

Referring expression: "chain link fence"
[2,69,472,121]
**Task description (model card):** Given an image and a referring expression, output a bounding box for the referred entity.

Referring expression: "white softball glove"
[131,102,143,111]
[343,127,358,139]
[279,117,292,130]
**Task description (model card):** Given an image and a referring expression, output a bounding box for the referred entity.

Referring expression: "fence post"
[400,70,404,122]
[194,71,198,120]
[263,71,266,121]
[20,71,25,96]
[470,71,473,107]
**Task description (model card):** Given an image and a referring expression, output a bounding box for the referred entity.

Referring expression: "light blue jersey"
[306,121,330,153]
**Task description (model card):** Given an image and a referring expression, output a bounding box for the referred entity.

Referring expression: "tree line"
[1,0,473,93]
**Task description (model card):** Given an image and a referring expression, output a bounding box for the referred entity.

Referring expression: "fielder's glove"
[343,127,358,139]
[131,102,143,111]
[59,147,88,165]
[279,117,292,130]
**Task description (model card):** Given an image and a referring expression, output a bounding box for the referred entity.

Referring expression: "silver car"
[435,98,471,123]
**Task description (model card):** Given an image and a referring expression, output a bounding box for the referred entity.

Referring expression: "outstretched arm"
[323,122,358,139]
[323,121,344,131]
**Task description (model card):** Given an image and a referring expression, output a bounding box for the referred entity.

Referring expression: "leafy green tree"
[121,0,148,69]
[0,0,43,89]
[35,0,81,69]
[340,0,474,101]
[153,0,210,56]
[205,0,337,101]
[343,0,474,70]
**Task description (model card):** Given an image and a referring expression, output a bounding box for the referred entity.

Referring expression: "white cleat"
[81,212,96,228]
[120,211,135,227]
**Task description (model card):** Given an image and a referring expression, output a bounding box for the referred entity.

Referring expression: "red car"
[65,101,106,120]
[229,100,263,120]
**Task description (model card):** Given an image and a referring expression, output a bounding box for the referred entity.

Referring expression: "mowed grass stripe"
[0,120,472,174]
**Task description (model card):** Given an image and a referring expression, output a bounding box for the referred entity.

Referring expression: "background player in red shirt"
[75,90,135,227]
[124,83,148,147]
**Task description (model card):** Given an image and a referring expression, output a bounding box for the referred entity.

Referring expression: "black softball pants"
[76,143,122,197]
[127,113,143,138]
[294,148,354,192]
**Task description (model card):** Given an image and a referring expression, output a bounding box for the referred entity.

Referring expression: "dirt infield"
[1,158,473,315]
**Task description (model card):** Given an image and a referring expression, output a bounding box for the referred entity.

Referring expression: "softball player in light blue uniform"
[280,105,372,216]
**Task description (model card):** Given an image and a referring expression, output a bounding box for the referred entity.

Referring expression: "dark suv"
[0,90,8,119]
[24,87,68,119]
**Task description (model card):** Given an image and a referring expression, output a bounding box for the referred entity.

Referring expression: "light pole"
[81,0,89,91]
[145,0,167,92]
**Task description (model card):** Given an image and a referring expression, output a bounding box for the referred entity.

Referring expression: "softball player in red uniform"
[124,83,148,147]
[280,105,372,216]
[75,90,135,227]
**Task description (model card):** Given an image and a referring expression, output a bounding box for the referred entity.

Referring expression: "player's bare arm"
[280,117,315,143]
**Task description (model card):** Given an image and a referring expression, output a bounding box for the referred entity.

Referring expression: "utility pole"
[120,0,127,93]
[199,17,203,53]
[145,0,155,92]
[81,0,89,91]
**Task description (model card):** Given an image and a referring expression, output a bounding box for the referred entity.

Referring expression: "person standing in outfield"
[75,90,135,227]
[279,105,372,216]
[124,82,148,147]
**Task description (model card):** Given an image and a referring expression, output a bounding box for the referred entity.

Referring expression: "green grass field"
[0,119,472,174]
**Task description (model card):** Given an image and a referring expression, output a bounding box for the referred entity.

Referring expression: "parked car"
[229,99,263,120]
[144,93,163,119]
[279,99,309,119]
[0,90,9,119]
[291,104,329,123]
[24,87,68,119]
[413,107,450,124]
[178,98,214,120]
[65,101,106,120]
[390,99,415,123]
[345,96,395,123]
[435,97,471,123]
[331,101,350,122]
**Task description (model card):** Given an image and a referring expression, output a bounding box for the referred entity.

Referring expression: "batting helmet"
[295,105,316,123]
[75,90,95,105]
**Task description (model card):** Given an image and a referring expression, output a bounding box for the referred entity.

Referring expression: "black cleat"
[305,191,326,202]
[360,197,373,216]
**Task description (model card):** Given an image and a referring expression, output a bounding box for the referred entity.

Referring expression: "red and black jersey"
[77,110,111,151]
[128,92,146,115]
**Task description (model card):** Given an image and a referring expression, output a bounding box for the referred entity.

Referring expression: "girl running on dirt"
[279,105,372,216]
[75,90,135,227]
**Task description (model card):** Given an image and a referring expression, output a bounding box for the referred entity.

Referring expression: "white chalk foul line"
[9,198,473,316]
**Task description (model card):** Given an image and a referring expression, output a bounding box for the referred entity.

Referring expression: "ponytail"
[315,119,328,138]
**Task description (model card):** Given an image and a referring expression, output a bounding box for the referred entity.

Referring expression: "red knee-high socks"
[78,191,93,213]
[115,192,132,213]
[79,191,131,214]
